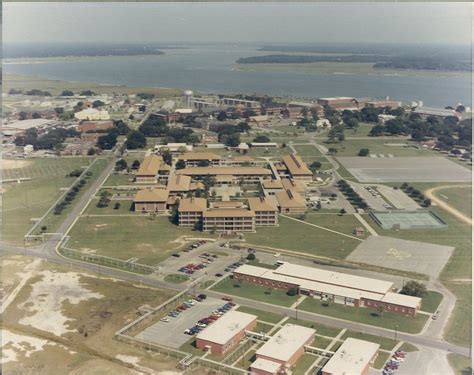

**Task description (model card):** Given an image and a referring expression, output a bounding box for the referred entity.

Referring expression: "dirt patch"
[1,159,33,170]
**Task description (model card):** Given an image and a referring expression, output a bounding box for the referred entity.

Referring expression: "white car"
[197,323,207,328]
[160,317,170,323]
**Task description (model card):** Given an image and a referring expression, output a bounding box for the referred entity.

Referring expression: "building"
[219,97,261,108]
[196,311,257,355]
[250,142,279,148]
[133,188,169,213]
[74,108,110,121]
[364,99,401,109]
[250,358,282,375]
[78,120,114,133]
[321,338,379,375]
[281,178,306,195]
[247,197,279,226]
[261,180,284,195]
[233,263,421,316]
[155,143,193,154]
[203,208,256,233]
[60,140,96,156]
[178,197,207,227]
[317,97,359,110]
[281,154,313,181]
[178,152,222,166]
[253,324,315,371]
[176,166,272,182]
[80,132,101,143]
[412,106,460,119]
[135,155,170,183]
[166,174,192,194]
[248,115,270,126]
[275,189,307,214]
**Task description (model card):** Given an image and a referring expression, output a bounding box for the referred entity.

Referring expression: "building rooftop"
[275,189,306,209]
[381,292,421,309]
[321,338,380,375]
[3,118,55,130]
[256,324,315,363]
[178,152,222,161]
[413,107,458,117]
[178,197,207,212]
[177,166,272,176]
[262,179,284,190]
[137,154,169,176]
[250,358,281,374]
[166,174,191,192]
[281,178,306,194]
[203,208,256,218]
[196,310,257,345]
[212,201,245,209]
[134,188,169,203]
[248,197,279,212]
[281,154,312,176]
[275,262,393,295]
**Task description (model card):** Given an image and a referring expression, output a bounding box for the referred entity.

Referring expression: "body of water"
[3,44,471,107]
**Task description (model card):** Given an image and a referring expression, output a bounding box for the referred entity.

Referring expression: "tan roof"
[212,201,245,209]
[275,189,306,209]
[178,197,207,212]
[234,155,254,162]
[248,115,269,122]
[381,292,421,309]
[137,154,169,176]
[177,167,272,176]
[215,175,235,182]
[248,197,278,212]
[166,174,191,192]
[178,152,222,161]
[281,178,306,194]
[281,154,312,176]
[189,181,205,190]
[134,188,169,203]
[203,209,255,218]
[262,179,284,190]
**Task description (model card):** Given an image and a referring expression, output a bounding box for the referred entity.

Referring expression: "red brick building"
[78,120,114,133]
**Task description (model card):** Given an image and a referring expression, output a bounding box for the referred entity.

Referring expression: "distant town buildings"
[74,108,110,121]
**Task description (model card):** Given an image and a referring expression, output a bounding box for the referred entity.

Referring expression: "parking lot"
[347,235,454,279]
[337,157,471,182]
[135,296,226,348]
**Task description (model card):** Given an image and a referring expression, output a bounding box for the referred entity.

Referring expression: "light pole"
[393,322,399,342]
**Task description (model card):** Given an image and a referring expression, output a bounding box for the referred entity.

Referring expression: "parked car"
[215,273,223,277]
[222,296,233,301]
[198,294,207,300]
[160,317,170,322]
[172,253,181,257]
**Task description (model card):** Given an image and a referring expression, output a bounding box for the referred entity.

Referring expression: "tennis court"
[370,211,447,230]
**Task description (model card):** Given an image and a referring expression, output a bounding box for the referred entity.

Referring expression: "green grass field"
[310,336,333,350]
[293,353,317,375]
[447,353,472,375]
[103,173,135,186]
[293,145,333,170]
[211,278,298,307]
[373,351,391,370]
[298,298,429,334]
[1,157,95,243]
[432,185,472,218]
[444,282,472,347]
[341,331,398,351]
[285,318,342,338]
[420,291,443,314]
[84,199,134,215]
[67,216,216,265]
[245,215,362,260]
[331,139,439,157]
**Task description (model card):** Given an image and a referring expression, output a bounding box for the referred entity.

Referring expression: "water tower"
[184,90,194,108]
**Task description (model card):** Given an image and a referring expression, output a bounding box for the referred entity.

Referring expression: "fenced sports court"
[369,210,447,230]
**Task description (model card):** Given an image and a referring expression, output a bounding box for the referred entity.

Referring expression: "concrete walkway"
[354,213,379,236]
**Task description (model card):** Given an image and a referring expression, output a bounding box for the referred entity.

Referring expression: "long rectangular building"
[247,197,279,226]
[234,263,421,316]
[136,154,170,183]
[203,208,256,233]
[177,166,272,182]
[281,154,313,181]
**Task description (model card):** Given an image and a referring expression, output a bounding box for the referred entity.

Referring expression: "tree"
[125,131,146,149]
[115,159,127,171]
[8,88,22,95]
[162,150,173,165]
[60,90,74,96]
[87,148,96,155]
[197,160,210,167]
[376,305,385,317]
[169,206,179,224]
[114,202,121,210]
[175,160,186,170]
[358,148,369,157]
[315,201,322,210]
[327,147,338,155]
[369,124,385,136]
[32,112,42,119]
[309,161,322,172]
[287,287,298,297]
[400,280,427,298]
[339,208,346,215]
[217,111,227,121]
[346,118,359,129]
[253,135,271,143]
[223,133,240,147]
[92,100,105,108]
[136,92,155,100]
[114,120,131,135]
[246,253,256,261]
[423,198,432,207]
[80,90,96,96]
[97,133,118,150]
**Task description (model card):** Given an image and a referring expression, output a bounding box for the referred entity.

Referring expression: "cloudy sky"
[4,2,472,45]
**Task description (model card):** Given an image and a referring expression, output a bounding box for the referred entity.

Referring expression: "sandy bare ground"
[1,159,32,170]
[18,270,104,336]
[425,185,472,226]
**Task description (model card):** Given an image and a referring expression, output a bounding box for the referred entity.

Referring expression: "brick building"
[78,120,114,133]
[133,189,169,213]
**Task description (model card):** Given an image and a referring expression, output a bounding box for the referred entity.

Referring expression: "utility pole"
[393,322,398,342]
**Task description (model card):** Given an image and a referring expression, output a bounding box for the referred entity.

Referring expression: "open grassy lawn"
[420,291,443,314]
[444,282,472,347]
[293,353,317,375]
[245,215,362,260]
[284,318,342,338]
[164,274,190,283]
[448,353,472,375]
[304,212,369,239]
[211,278,298,307]
[67,216,216,265]
[345,123,375,137]
[246,146,292,159]
[293,145,333,169]
[341,331,398,351]
[2,157,95,243]
[179,338,205,357]
[310,336,333,350]
[373,351,391,370]
[85,199,135,215]
[432,185,472,218]
[239,349,257,370]
[103,172,135,186]
[298,298,429,334]
[331,139,439,157]
[236,306,284,324]
[399,342,419,352]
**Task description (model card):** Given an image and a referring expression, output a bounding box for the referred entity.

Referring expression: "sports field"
[370,211,447,230]
[1,157,95,243]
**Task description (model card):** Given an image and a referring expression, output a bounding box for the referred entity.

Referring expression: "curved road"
[425,185,472,226]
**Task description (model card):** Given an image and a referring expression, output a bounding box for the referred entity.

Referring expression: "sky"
[3,2,473,45]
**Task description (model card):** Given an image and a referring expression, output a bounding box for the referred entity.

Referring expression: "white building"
[74,108,110,121]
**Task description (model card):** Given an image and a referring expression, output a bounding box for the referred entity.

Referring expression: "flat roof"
[166,174,191,192]
[178,152,222,160]
[250,358,281,374]
[275,263,393,295]
[203,208,256,218]
[256,324,315,363]
[178,197,207,212]
[196,311,257,345]
[134,189,169,203]
[248,197,279,212]
[281,178,306,193]
[275,189,306,209]
[3,118,55,130]
[381,292,421,309]
[321,338,380,375]
[212,201,245,209]
[281,154,312,176]
[177,167,272,176]
[262,180,283,189]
